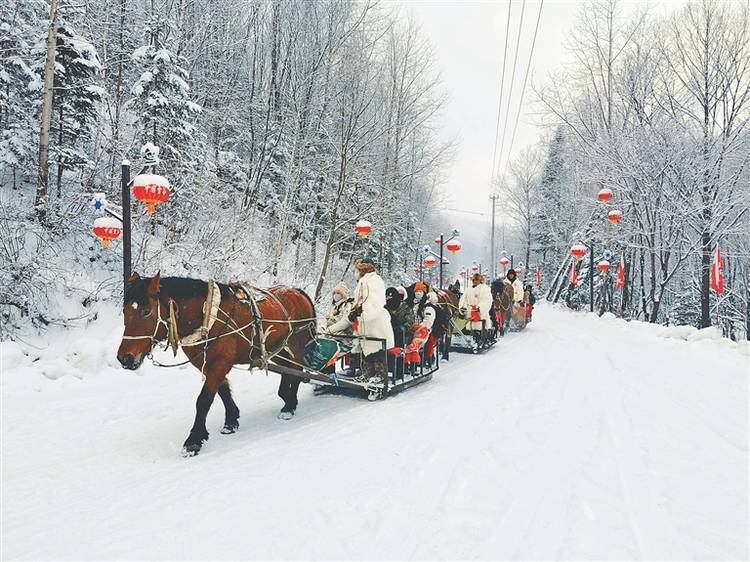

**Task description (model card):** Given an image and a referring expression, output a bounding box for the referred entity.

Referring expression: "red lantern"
[597,188,613,203]
[608,210,623,224]
[499,256,510,268]
[514,266,523,275]
[424,255,437,269]
[571,244,587,261]
[471,263,479,273]
[434,237,441,245]
[446,239,461,253]
[92,216,122,249]
[598,260,611,274]
[354,219,372,238]
[132,174,170,214]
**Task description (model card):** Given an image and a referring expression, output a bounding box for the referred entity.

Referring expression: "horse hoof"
[221,424,239,434]
[278,410,294,421]
[181,443,202,457]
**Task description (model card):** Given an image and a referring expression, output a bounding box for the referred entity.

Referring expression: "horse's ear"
[148,271,161,297]
[129,272,140,282]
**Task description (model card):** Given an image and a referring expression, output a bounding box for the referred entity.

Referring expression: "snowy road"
[2,304,748,560]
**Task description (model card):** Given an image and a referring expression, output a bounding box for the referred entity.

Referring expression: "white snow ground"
[1,304,748,561]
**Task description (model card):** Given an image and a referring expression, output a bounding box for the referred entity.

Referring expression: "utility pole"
[490,194,497,280]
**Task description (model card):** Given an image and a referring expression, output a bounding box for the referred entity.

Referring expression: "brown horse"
[434,288,460,359]
[491,278,513,335]
[116,273,316,455]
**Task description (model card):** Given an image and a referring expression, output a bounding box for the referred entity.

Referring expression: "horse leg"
[274,335,307,419]
[218,379,240,434]
[442,325,451,361]
[182,363,228,456]
[276,373,293,419]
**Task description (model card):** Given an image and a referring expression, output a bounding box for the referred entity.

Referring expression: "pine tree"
[127,15,202,169]
[49,20,103,196]
[0,0,47,188]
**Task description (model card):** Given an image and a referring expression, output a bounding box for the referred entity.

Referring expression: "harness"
[121,281,316,374]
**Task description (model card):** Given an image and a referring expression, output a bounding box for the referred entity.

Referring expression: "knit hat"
[331,282,349,298]
[414,281,427,293]
[396,286,407,298]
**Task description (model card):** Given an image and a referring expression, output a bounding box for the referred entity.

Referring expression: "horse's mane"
[490,278,505,297]
[125,276,219,304]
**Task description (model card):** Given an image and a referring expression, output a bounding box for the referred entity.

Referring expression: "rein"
[122,283,316,373]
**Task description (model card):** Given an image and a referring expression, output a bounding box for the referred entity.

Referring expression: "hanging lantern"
[608,210,623,224]
[571,244,588,261]
[354,219,373,238]
[92,216,122,249]
[597,188,613,203]
[132,174,171,214]
[471,263,479,273]
[434,237,441,245]
[514,266,523,275]
[424,255,437,269]
[598,260,611,274]
[446,239,461,253]
[499,256,510,268]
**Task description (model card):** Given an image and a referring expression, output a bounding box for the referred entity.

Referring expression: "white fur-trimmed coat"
[352,272,395,356]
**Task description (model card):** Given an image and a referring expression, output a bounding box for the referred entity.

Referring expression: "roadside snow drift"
[1,304,748,560]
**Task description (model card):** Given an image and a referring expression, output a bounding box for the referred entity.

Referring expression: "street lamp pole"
[589,241,595,313]
[439,233,444,289]
[121,161,131,304]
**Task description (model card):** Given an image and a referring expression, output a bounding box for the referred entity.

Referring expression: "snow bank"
[561,304,749,358]
[1,303,125,383]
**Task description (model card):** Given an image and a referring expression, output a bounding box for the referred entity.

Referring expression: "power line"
[495,0,526,183]
[501,0,545,179]
[489,1,513,188]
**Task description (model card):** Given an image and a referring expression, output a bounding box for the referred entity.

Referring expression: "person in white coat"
[503,269,524,304]
[348,258,394,383]
[459,273,493,332]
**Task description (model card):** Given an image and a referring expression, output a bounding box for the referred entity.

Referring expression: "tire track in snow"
[479,331,602,560]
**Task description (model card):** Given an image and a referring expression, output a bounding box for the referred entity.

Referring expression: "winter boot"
[363,351,386,385]
[343,353,360,377]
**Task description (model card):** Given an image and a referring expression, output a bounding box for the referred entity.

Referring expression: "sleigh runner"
[299,332,438,401]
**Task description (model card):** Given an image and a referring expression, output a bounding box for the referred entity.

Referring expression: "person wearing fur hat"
[348,257,394,383]
[322,282,354,337]
[504,269,524,304]
[459,273,493,350]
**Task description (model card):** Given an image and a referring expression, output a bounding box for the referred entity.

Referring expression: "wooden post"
[121,161,132,304]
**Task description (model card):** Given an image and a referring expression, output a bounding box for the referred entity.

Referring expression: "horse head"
[117,272,168,370]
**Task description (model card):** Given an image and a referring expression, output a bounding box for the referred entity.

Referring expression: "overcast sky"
[405,0,684,271]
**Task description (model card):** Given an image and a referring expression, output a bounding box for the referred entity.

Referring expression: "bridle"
[120,298,170,349]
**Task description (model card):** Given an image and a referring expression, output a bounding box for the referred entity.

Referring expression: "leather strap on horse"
[180,280,221,346]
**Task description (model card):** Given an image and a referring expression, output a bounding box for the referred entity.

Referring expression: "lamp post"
[90,143,167,305]
[435,228,461,289]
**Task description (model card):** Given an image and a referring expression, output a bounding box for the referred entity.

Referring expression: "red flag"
[535,266,543,288]
[570,261,578,287]
[710,245,725,295]
[616,255,625,290]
